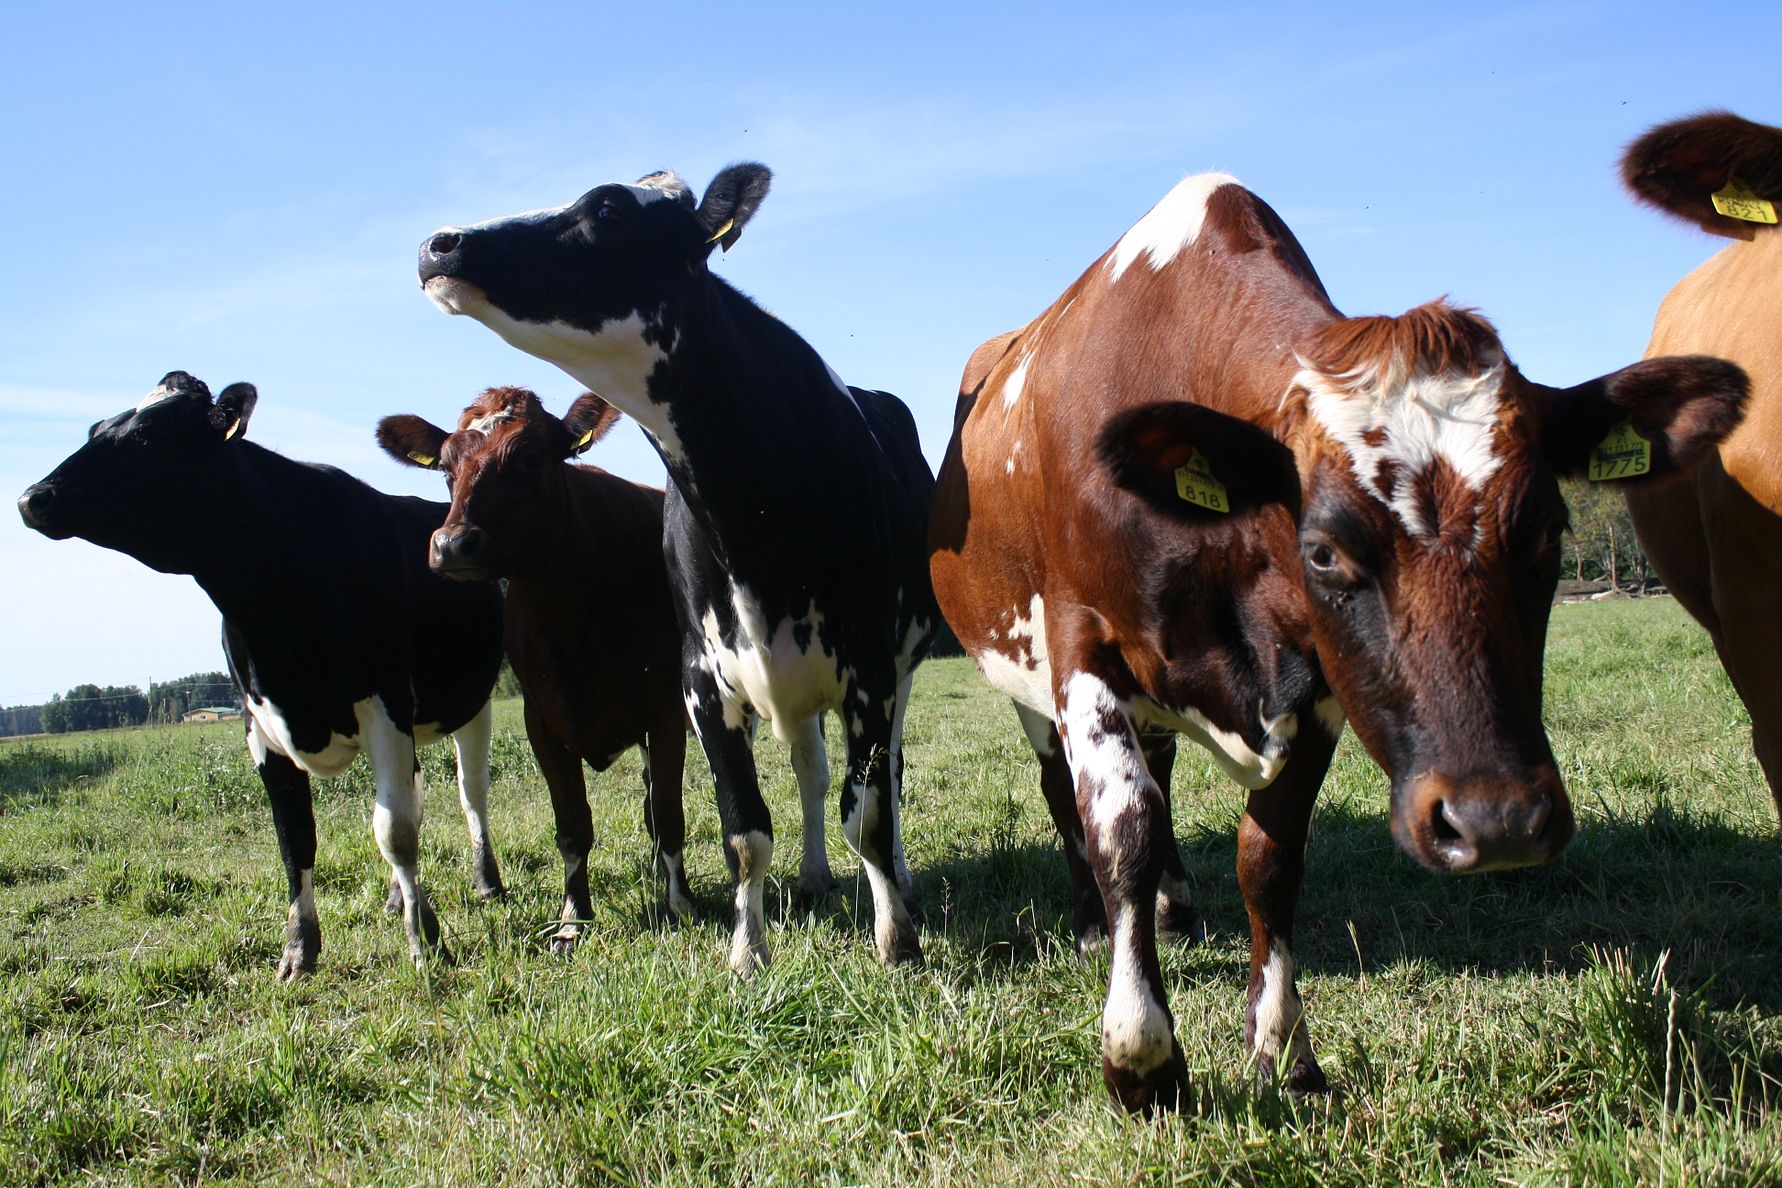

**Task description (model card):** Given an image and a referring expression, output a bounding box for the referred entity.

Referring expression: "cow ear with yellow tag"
[560,392,622,458]
[212,382,258,443]
[1534,354,1748,488]
[375,414,450,472]
[1095,401,1300,524]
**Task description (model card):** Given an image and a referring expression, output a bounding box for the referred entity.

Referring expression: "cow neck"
[496,467,599,595]
[648,274,863,533]
[186,443,375,633]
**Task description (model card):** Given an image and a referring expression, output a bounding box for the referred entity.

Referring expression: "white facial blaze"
[1298,352,1507,539]
[1106,172,1240,283]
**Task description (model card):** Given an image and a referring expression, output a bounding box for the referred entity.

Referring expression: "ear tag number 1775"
[1587,420,1652,482]
[1174,450,1230,512]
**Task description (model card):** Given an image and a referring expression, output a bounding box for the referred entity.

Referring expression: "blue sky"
[2,1,1775,705]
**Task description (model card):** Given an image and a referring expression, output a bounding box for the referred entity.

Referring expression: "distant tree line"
[1561,480,1651,591]
[147,672,236,723]
[1,671,236,737]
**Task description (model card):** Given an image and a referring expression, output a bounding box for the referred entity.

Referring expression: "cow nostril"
[428,232,462,257]
[1524,796,1552,843]
[1431,799,1464,843]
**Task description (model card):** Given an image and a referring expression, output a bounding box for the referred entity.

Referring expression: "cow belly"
[245,695,450,777]
[698,603,849,742]
[1133,697,1295,790]
[246,696,363,777]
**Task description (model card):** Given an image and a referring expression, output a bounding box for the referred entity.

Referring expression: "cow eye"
[595,203,621,222]
[1304,542,1339,573]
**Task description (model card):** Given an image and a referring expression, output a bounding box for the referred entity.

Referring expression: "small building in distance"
[181,705,241,724]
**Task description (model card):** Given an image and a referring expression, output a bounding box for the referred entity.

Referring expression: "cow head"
[18,371,258,574]
[377,387,621,581]
[1623,111,1782,240]
[1101,302,1746,873]
[415,165,773,414]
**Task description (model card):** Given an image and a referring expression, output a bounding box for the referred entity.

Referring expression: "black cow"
[417,166,938,971]
[17,372,505,978]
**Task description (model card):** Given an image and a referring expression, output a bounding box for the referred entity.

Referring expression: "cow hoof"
[383,881,404,917]
[878,922,923,968]
[547,928,580,958]
[665,890,698,923]
[275,952,315,982]
[729,941,771,979]
[795,868,838,902]
[1074,926,1110,961]
[1103,1047,1190,1115]
[1155,899,1205,945]
[1284,1057,1329,1097]
[473,851,506,901]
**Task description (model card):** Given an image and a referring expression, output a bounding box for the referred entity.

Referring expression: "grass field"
[1,598,1778,1185]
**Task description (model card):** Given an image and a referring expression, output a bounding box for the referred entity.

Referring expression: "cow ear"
[1096,402,1301,522]
[1536,355,1747,486]
[560,393,621,458]
[694,163,772,254]
[211,383,257,442]
[375,415,450,470]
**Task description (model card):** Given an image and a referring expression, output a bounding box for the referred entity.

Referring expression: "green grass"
[0,598,1777,1185]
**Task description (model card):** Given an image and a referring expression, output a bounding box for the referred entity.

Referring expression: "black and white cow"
[17,372,506,977]
[417,165,938,970]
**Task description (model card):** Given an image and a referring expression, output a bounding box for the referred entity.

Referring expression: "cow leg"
[522,698,594,955]
[384,758,429,919]
[1057,670,1187,1114]
[686,670,775,974]
[362,700,449,968]
[641,730,695,919]
[887,675,918,907]
[451,701,504,900]
[789,714,837,900]
[1238,721,1336,1094]
[249,719,321,980]
[1015,701,1106,952]
[1140,729,1202,943]
[840,687,922,966]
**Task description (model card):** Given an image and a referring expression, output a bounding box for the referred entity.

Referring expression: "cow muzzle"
[430,525,492,580]
[1394,768,1574,873]
[17,484,72,539]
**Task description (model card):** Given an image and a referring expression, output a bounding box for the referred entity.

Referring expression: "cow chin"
[422,276,490,318]
[1390,767,1574,874]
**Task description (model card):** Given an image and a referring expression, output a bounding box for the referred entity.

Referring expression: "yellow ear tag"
[1174,449,1230,513]
[569,428,594,453]
[705,216,736,245]
[223,418,245,441]
[1587,420,1652,482]
[1711,178,1777,225]
[406,450,437,467]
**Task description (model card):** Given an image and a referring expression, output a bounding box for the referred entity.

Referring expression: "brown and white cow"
[378,387,692,951]
[930,172,1747,1111]
[1621,111,1782,819]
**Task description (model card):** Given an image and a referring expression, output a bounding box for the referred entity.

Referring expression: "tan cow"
[930,173,1746,1111]
[1622,111,1782,819]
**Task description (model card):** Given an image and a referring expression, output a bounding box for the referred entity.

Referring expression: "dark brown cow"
[378,387,689,951]
[1621,112,1782,819]
[930,172,1747,1111]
